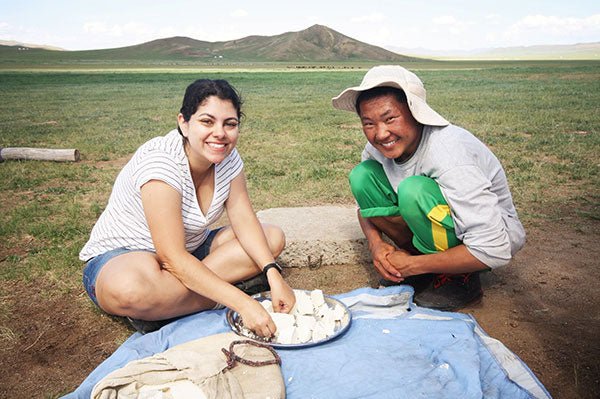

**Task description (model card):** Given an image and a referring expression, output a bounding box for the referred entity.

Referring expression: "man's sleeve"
[438,165,513,268]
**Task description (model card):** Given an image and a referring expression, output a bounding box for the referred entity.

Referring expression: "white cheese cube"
[296,314,317,331]
[292,324,313,344]
[317,316,336,337]
[270,312,295,331]
[315,302,331,318]
[311,322,328,342]
[276,324,296,344]
[270,312,295,344]
[332,304,346,321]
[294,290,315,315]
[310,289,326,307]
[260,299,273,313]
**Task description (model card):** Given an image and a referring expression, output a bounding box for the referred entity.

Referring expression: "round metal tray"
[226,290,352,349]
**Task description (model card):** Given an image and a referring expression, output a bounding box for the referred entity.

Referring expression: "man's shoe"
[379,273,435,294]
[414,272,482,311]
[234,273,270,296]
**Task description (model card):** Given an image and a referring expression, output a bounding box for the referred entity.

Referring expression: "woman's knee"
[95,255,161,314]
[263,224,286,257]
[108,271,166,312]
[212,224,285,257]
[97,277,152,315]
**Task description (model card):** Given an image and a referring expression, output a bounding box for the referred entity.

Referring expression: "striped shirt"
[79,129,244,261]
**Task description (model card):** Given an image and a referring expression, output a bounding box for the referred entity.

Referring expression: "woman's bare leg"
[94,223,285,321]
[204,223,285,282]
[95,251,213,320]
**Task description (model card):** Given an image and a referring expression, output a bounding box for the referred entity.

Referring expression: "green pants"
[349,160,460,254]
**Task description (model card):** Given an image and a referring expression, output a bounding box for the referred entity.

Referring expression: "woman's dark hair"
[177,79,244,136]
[355,86,407,114]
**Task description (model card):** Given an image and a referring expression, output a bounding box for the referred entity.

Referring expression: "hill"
[387,42,600,60]
[0,25,419,65]
[127,24,417,62]
[0,40,64,51]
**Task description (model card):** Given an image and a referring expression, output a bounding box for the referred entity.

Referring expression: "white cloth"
[362,124,525,268]
[91,332,285,399]
[80,130,243,261]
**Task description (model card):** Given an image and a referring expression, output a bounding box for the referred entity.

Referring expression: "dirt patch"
[0,222,599,398]
[0,281,131,398]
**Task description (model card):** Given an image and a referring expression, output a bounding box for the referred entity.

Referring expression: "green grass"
[0,61,599,287]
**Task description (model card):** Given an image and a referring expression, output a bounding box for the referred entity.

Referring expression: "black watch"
[262,262,282,276]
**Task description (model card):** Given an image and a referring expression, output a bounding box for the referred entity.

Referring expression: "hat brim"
[332,81,449,127]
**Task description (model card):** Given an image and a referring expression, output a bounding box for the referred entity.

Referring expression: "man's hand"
[386,249,418,278]
[370,240,403,282]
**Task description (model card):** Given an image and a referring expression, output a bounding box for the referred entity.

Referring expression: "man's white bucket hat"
[332,65,449,127]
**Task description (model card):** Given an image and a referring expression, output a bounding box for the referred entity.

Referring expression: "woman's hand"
[238,298,277,338]
[266,270,296,313]
[370,240,403,282]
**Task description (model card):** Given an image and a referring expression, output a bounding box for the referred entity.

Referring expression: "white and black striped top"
[79,129,243,261]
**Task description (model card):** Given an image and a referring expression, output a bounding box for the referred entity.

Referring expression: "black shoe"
[126,316,178,334]
[234,273,270,296]
[414,272,482,311]
[379,273,435,294]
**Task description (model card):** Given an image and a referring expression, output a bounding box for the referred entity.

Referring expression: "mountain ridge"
[3,25,598,61]
[110,24,418,62]
[0,25,419,62]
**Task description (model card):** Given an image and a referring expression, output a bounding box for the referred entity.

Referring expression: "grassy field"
[0,60,598,297]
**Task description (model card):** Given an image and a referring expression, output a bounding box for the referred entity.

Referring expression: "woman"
[80,79,295,336]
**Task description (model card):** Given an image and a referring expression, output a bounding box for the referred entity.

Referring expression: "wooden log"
[0,147,80,162]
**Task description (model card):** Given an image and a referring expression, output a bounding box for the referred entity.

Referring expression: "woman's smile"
[178,96,240,166]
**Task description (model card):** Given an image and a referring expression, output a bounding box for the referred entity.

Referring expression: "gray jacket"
[362,124,526,268]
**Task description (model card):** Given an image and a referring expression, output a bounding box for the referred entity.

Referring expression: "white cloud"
[231,9,248,18]
[83,22,108,35]
[485,32,498,43]
[345,12,392,45]
[83,21,153,38]
[432,15,458,25]
[156,27,179,38]
[484,14,502,25]
[352,25,394,47]
[431,15,469,35]
[350,13,386,23]
[505,14,600,44]
[79,21,164,47]
[120,22,153,37]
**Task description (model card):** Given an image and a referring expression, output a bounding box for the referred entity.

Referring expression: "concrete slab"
[257,205,372,268]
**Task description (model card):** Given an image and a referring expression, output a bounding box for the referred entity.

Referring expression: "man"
[332,65,525,311]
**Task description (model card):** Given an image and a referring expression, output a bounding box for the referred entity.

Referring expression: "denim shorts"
[82,228,222,307]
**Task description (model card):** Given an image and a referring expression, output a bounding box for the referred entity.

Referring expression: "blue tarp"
[63,286,551,398]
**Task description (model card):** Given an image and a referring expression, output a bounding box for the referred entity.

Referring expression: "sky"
[1,0,599,51]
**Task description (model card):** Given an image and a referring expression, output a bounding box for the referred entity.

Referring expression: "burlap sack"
[91,332,285,399]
